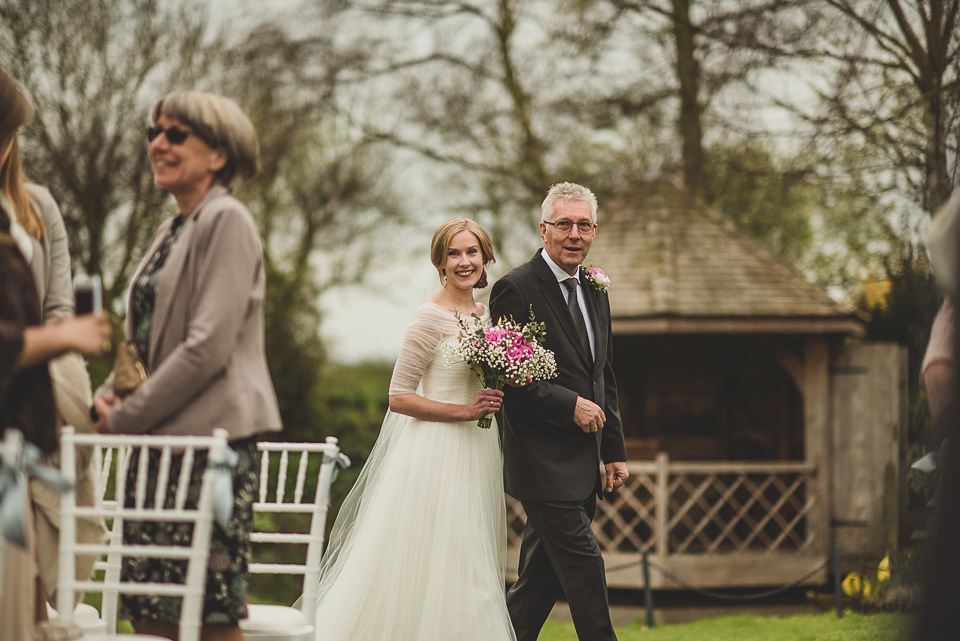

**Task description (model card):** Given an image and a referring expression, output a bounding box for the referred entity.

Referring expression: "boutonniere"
[582,264,610,293]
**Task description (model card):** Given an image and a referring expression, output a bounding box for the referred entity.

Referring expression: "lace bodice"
[388,302,487,405]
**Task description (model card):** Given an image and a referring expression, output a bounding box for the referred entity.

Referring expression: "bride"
[308,218,518,640]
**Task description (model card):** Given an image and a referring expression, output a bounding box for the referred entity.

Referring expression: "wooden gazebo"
[505,183,906,589]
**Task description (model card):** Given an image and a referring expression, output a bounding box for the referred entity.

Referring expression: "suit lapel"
[582,273,608,375]
[145,185,227,365]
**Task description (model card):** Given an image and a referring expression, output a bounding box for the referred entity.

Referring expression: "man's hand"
[506,373,533,388]
[573,396,606,433]
[605,461,629,492]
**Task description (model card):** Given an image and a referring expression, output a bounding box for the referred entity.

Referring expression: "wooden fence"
[505,453,829,589]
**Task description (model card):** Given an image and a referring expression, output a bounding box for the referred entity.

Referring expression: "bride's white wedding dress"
[310,302,517,641]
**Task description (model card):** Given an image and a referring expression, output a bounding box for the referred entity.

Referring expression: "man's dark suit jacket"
[490,249,627,502]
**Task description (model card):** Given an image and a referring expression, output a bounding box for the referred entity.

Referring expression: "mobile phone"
[74,274,102,315]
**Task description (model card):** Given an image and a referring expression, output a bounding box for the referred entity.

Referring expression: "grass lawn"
[95,608,911,639]
[537,611,910,641]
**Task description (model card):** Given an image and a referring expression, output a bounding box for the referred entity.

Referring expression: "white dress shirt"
[539,249,596,359]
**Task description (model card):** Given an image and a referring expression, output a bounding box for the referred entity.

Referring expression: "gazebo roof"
[591,183,865,335]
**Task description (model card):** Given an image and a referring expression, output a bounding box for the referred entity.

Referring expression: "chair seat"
[33,620,166,641]
[46,601,108,636]
[83,634,170,641]
[246,439,348,641]
[241,603,314,641]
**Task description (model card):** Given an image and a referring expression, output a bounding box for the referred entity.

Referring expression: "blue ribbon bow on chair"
[0,428,73,548]
[325,450,352,482]
[208,446,239,530]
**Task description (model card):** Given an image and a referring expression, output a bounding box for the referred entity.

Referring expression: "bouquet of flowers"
[444,306,558,428]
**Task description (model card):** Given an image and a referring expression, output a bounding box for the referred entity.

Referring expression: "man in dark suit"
[490,182,628,641]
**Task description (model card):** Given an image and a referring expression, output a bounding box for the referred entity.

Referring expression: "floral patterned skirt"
[118,437,258,624]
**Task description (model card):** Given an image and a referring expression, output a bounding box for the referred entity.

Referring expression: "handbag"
[112,341,149,397]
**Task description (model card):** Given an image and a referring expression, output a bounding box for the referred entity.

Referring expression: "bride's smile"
[445,229,484,290]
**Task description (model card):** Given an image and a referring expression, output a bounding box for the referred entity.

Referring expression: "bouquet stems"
[478,376,506,429]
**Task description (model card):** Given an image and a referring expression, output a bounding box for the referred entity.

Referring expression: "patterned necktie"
[563,277,591,357]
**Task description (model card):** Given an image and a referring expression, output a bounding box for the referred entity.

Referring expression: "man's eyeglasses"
[146,124,192,145]
[544,220,596,234]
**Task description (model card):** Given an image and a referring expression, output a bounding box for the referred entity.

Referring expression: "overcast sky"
[320,258,439,363]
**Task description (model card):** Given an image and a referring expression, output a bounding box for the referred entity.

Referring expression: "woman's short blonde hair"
[430,218,496,289]
[151,90,258,186]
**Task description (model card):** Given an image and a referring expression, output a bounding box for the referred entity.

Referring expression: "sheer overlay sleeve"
[388,304,448,396]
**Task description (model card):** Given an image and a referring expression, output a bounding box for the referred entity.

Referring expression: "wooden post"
[655,452,669,556]
[642,550,655,627]
[803,338,831,556]
[834,545,844,618]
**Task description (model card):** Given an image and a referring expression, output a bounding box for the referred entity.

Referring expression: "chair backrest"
[56,426,230,641]
[250,437,346,620]
[88,433,138,630]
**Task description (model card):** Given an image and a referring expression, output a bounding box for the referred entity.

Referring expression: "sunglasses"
[146,124,192,145]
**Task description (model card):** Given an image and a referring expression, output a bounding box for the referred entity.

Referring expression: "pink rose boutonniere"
[583,264,610,293]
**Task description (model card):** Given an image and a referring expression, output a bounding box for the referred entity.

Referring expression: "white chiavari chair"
[56,426,230,641]
[241,437,349,641]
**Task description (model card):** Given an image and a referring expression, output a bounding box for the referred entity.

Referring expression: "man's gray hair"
[540,182,598,223]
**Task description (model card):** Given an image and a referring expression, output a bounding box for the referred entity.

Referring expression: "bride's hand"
[506,374,533,388]
[464,389,504,421]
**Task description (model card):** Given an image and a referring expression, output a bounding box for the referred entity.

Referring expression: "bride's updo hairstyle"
[430,218,496,289]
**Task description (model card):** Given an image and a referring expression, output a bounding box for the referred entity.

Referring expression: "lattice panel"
[594,471,657,552]
[667,471,814,553]
[505,461,818,557]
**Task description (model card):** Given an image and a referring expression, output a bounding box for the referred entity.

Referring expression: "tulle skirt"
[313,410,516,641]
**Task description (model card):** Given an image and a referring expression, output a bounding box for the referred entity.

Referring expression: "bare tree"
[559,0,817,197]
[811,0,959,213]
[0,0,222,304]
[1,1,409,432]
[698,0,960,213]
[215,20,408,435]
[555,0,952,296]
[222,22,405,295]
[319,0,598,266]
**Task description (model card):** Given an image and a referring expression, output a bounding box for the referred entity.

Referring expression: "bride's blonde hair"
[430,218,496,289]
